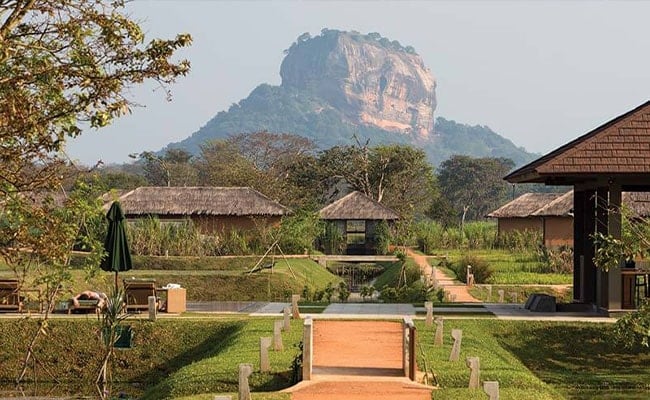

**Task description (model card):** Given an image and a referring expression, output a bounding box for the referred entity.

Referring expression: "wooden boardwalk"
[288,320,432,400]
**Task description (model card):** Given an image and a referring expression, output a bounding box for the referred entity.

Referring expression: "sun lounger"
[68,299,101,314]
[0,279,22,313]
[123,279,157,313]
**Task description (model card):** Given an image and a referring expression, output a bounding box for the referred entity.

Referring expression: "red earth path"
[287,320,432,400]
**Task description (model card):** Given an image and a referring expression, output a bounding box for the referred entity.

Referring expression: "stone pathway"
[407,249,480,303]
[287,320,432,400]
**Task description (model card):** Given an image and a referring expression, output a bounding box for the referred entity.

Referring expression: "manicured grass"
[0,317,302,399]
[469,285,573,303]
[372,259,416,289]
[417,319,650,399]
[429,249,572,285]
[0,258,341,303]
[142,318,303,399]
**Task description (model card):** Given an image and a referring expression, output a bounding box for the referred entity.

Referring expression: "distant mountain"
[164,29,536,166]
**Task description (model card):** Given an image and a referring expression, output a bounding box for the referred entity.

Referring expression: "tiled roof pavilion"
[507,100,650,186]
[506,100,650,312]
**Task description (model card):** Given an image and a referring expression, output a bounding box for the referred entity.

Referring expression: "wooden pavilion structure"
[319,191,399,255]
[505,100,650,312]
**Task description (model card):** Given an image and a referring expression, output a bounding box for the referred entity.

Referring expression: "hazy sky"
[66,1,650,165]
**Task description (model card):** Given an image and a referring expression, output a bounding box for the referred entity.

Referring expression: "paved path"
[287,320,432,400]
[407,249,480,303]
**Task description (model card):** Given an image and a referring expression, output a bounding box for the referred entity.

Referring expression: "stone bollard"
[238,363,253,400]
[510,292,518,303]
[291,294,300,319]
[483,381,500,400]
[302,317,313,380]
[434,316,444,346]
[497,290,505,303]
[466,265,475,287]
[273,320,284,351]
[486,285,492,302]
[449,329,462,361]
[466,357,480,389]
[148,296,157,321]
[425,301,433,327]
[283,306,291,331]
[259,337,271,372]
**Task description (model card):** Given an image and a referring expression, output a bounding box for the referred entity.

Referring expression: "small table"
[156,288,186,313]
[621,269,649,309]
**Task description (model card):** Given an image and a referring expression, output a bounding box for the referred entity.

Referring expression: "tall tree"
[137,148,198,187]
[319,141,437,217]
[196,132,319,207]
[437,155,514,224]
[1,0,191,195]
[0,1,190,391]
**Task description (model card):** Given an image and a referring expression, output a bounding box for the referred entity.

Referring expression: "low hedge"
[70,253,283,271]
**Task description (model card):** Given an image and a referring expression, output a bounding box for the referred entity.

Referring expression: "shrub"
[319,221,345,255]
[278,210,323,254]
[463,221,496,250]
[373,220,391,255]
[612,300,650,351]
[534,245,574,274]
[451,255,493,284]
[495,229,542,252]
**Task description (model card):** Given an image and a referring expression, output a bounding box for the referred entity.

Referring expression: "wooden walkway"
[287,320,432,400]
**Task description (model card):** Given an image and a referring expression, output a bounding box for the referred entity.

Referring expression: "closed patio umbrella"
[100,202,132,292]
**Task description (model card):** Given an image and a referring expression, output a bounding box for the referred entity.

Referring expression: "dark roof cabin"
[505,100,650,311]
[319,191,399,255]
[110,187,291,233]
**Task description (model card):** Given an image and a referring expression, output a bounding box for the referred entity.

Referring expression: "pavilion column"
[573,189,585,302]
[607,183,623,310]
[595,189,609,308]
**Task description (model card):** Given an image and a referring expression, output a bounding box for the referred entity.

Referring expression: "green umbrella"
[100,202,132,292]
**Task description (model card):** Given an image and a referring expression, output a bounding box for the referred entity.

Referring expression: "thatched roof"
[319,191,399,220]
[486,193,562,218]
[625,192,650,217]
[532,191,574,217]
[492,190,650,218]
[106,187,291,217]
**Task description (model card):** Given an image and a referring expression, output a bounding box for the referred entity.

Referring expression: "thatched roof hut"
[486,193,562,218]
[319,191,399,220]
[531,191,574,217]
[530,191,650,218]
[108,187,291,217]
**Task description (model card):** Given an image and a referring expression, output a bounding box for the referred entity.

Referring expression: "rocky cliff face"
[280,30,436,138]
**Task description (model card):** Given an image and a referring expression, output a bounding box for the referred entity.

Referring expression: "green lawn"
[469,285,573,303]
[429,249,572,285]
[0,317,302,399]
[0,258,340,302]
[417,319,650,399]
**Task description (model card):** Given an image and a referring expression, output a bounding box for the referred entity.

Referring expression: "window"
[346,220,366,245]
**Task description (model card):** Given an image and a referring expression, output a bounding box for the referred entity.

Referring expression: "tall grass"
[126,213,323,256]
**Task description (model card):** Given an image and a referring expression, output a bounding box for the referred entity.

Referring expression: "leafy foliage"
[450,255,494,284]
[437,155,515,223]
[613,300,650,351]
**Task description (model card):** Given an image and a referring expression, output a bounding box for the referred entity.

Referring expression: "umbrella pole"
[114,272,118,293]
